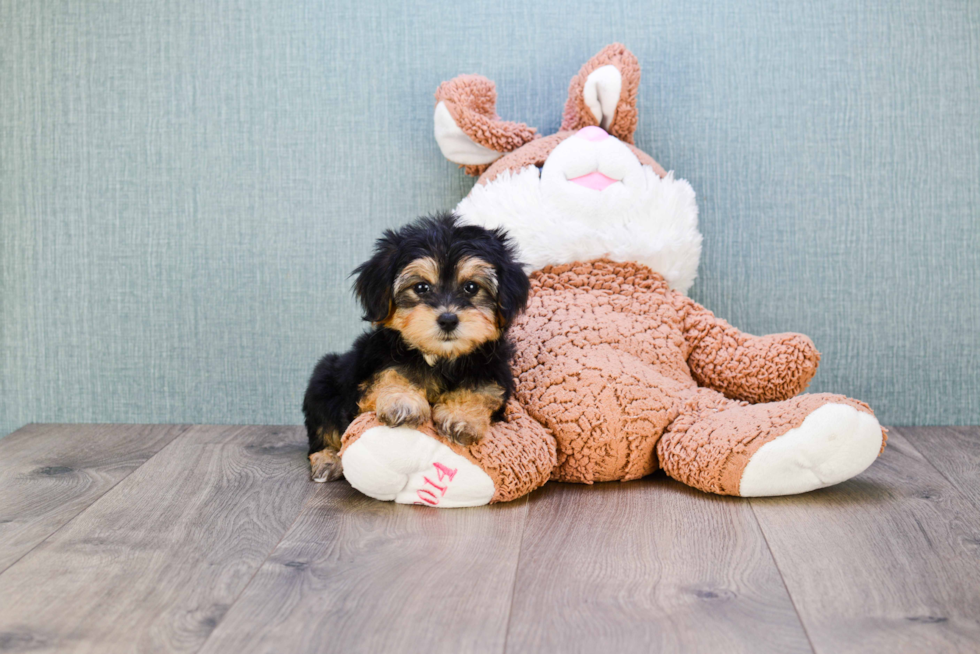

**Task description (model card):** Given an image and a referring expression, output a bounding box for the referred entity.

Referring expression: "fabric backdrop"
[2,0,978,437]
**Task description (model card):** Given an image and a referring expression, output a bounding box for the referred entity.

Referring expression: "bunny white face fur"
[456,130,701,293]
[433,44,702,294]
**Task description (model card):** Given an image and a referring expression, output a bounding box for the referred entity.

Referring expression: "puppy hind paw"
[309,450,344,483]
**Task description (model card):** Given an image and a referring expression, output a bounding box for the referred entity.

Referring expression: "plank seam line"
[191,478,318,654]
[748,500,819,654]
[500,495,531,654]
[893,426,980,514]
[0,424,194,579]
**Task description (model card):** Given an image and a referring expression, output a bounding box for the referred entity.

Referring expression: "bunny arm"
[673,293,821,404]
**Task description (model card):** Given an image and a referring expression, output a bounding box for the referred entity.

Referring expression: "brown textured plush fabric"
[677,295,821,404]
[658,391,881,495]
[561,43,641,143]
[435,75,538,162]
[341,399,557,504]
[441,44,668,181]
[477,132,573,185]
[508,259,885,492]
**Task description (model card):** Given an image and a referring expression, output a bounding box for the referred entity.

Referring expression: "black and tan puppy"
[303,213,530,482]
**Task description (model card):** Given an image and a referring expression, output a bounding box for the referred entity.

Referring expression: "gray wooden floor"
[0,424,978,654]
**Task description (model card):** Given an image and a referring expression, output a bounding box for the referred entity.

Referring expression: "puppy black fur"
[303,213,530,482]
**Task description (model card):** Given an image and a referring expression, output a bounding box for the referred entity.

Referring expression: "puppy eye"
[462,281,479,296]
[413,282,431,295]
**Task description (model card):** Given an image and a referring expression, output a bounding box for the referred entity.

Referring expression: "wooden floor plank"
[893,426,980,510]
[4,423,978,654]
[750,430,980,654]
[0,425,314,654]
[0,423,189,573]
[503,479,813,654]
[197,484,528,654]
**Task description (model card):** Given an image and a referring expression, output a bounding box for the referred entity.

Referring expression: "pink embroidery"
[433,462,458,482]
[413,462,459,507]
[423,476,448,496]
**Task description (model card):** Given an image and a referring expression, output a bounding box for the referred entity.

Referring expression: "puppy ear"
[352,232,400,324]
[561,43,641,143]
[491,230,531,329]
[434,75,538,176]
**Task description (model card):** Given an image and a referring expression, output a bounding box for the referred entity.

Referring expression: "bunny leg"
[339,400,555,507]
[658,391,886,496]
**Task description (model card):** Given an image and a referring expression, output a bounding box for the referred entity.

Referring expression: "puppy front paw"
[309,449,343,482]
[433,403,489,446]
[376,393,431,428]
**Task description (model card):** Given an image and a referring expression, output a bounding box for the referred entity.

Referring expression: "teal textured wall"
[2,0,979,437]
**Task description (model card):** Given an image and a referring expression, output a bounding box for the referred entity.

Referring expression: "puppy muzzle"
[437,312,459,333]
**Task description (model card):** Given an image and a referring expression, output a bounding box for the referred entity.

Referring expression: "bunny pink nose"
[576,126,609,142]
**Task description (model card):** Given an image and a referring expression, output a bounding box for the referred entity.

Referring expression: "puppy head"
[353,213,529,360]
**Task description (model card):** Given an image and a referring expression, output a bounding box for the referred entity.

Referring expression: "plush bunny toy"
[338,44,886,507]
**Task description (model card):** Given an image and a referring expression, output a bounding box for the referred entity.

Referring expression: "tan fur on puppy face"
[452,306,501,354]
[394,257,439,294]
[388,305,499,359]
[386,255,502,359]
[456,256,498,295]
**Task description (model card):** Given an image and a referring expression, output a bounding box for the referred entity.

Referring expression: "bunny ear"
[561,44,641,143]
[434,75,538,176]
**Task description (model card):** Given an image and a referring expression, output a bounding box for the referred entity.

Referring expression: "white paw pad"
[341,426,495,508]
[739,403,884,497]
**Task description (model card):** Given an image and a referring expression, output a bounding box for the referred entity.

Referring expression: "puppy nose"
[577,125,609,142]
[437,312,459,332]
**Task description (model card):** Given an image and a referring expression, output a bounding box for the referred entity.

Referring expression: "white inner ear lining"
[433,101,504,166]
[583,65,623,131]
